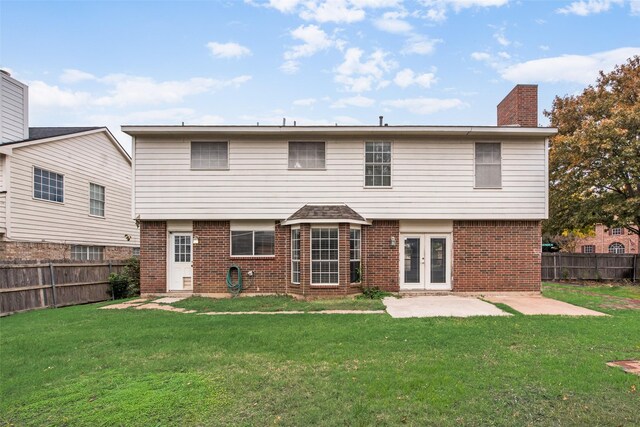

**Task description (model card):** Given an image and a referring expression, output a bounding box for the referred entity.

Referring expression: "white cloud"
[556,0,622,16]
[374,11,413,33]
[393,68,437,88]
[334,47,398,92]
[402,35,442,55]
[417,0,510,21]
[539,45,550,51]
[29,81,91,107]
[300,0,366,23]
[631,0,640,14]
[500,47,640,84]
[266,0,302,12]
[471,51,491,61]
[331,95,376,107]
[60,69,96,84]
[293,97,318,106]
[381,97,466,114]
[493,27,510,46]
[206,42,252,58]
[281,24,342,74]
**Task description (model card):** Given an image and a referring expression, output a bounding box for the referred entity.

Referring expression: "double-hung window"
[191,141,228,169]
[311,227,339,284]
[34,167,64,203]
[89,183,105,217]
[365,142,391,187]
[291,228,301,284]
[475,143,502,188]
[350,228,361,283]
[289,142,325,169]
[611,227,623,236]
[581,245,595,254]
[231,222,275,256]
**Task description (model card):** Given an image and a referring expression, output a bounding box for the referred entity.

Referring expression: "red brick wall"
[362,220,400,292]
[192,221,289,294]
[453,220,541,292]
[140,221,167,294]
[0,241,134,263]
[572,224,639,254]
[497,84,538,127]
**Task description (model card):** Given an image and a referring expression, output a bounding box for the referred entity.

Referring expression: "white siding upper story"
[4,130,139,246]
[0,72,28,143]
[0,154,6,233]
[129,127,554,221]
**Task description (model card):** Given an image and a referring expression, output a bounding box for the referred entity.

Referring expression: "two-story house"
[124,85,556,297]
[0,70,139,262]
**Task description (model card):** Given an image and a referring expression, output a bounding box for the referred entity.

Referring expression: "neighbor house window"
[231,230,275,256]
[311,227,338,284]
[582,245,595,254]
[34,167,64,203]
[191,141,228,169]
[288,142,325,169]
[89,183,105,217]
[350,228,361,283]
[291,228,301,284]
[475,143,502,188]
[609,242,625,254]
[611,227,623,235]
[71,245,104,261]
[365,142,391,187]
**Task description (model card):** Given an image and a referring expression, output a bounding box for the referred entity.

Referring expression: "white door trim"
[168,232,193,292]
[399,233,452,291]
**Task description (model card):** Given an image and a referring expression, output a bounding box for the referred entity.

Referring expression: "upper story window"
[288,141,325,169]
[365,141,391,187]
[475,143,502,188]
[89,183,105,217]
[611,227,623,235]
[34,167,64,203]
[609,242,625,254]
[191,141,228,169]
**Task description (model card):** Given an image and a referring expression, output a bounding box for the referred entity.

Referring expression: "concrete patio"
[383,295,511,318]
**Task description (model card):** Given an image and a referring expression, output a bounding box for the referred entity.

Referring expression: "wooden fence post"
[553,253,558,281]
[108,261,114,300]
[594,254,599,281]
[633,254,637,283]
[49,263,57,308]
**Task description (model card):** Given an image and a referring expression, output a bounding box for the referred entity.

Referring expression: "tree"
[544,56,640,236]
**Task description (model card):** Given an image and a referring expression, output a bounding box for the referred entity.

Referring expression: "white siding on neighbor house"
[8,132,140,246]
[0,73,28,143]
[134,136,547,220]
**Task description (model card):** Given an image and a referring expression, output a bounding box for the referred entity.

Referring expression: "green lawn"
[1,285,639,426]
[171,295,385,312]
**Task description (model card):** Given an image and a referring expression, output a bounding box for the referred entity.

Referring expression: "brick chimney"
[497,84,538,127]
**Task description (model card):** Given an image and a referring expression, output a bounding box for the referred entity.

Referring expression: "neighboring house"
[124,84,556,297]
[573,224,639,254]
[0,70,139,262]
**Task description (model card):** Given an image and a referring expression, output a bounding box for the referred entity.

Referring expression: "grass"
[543,282,640,314]
[1,284,639,426]
[170,295,386,312]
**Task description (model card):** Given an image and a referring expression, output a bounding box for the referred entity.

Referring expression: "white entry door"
[400,234,451,290]
[169,232,193,291]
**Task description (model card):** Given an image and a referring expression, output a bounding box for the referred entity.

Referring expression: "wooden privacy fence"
[542,253,639,282]
[0,262,125,316]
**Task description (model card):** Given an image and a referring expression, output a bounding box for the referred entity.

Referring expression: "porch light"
[390,236,397,248]
[193,235,199,245]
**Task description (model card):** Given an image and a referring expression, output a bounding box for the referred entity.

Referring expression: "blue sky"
[1,0,639,151]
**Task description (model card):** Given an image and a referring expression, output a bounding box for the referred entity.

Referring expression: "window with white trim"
[609,242,625,254]
[291,228,300,284]
[231,230,275,256]
[475,143,502,188]
[191,141,228,169]
[581,245,595,254]
[311,227,338,284]
[89,183,105,217]
[611,227,623,235]
[289,142,325,169]
[71,245,104,261]
[365,141,391,187]
[350,228,361,283]
[34,167,64,203]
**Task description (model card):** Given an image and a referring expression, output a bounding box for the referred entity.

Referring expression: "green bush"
[107,257,141,299]
[357,286,392,300]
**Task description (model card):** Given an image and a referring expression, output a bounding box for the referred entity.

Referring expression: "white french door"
[168,232,193,291]
[400,234,451,290]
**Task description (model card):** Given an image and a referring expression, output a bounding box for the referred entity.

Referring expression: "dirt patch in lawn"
[607,360,640,376]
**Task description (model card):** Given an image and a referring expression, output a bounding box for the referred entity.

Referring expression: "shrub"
[358,286,392,299]
[107,257,141,299]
